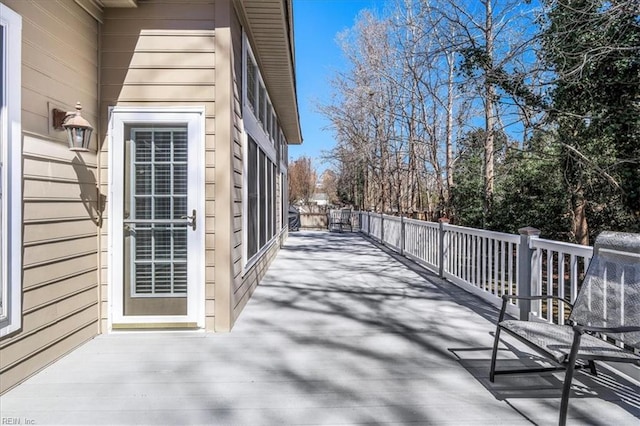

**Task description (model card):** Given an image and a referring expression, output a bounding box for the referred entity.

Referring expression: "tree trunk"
[572,188,589,245]
[445,51,455,217]
[483,0,495,225]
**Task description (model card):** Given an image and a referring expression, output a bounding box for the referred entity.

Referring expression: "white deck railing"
[529,238,593,325]
[443,224,521,315]
[357,212,594,323]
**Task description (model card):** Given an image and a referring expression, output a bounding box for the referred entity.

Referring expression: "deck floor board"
[1,231,638,425]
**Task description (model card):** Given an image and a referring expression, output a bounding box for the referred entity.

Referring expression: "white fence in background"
[357,212,594,323]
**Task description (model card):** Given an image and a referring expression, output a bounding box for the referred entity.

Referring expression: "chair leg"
[588,360,597,376]
[559,330,583,426]
[490,326,502,382]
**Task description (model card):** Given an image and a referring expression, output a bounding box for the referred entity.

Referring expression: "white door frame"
[108,107,205,329]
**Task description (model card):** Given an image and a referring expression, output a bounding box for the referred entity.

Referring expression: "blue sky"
[291,0,386,174]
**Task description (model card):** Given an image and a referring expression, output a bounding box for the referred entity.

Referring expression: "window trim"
[242,35,277,162]
[0,4,23,338]
[242,33,287,268]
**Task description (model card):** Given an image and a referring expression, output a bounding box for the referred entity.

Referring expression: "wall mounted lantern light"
[52,102,94,152]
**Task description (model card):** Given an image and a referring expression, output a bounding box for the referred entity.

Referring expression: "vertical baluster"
[535,248,543,317]
[558,251,566,325]
[547,248,553,323]
[508,241,514,297]
[570,253,578,303]
[498,241,507,296]
[465,234,470,283]
[480,236,485,289]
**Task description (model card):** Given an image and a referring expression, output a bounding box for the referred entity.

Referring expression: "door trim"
[108,107,205,330]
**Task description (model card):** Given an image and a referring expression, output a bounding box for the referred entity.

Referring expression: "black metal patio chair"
[328,209,352,232]
[489,231,640,426]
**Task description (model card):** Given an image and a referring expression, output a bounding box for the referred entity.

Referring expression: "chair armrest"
[502,294,573,307]
[497,294,573,323]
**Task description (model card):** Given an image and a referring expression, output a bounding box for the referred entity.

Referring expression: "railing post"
[366,211,370,235]
[380,212,384,244]
[400,215,405,256]
[518,226,541,320]
[438,218,450,278]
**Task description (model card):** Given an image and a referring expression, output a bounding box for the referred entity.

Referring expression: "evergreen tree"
[541,0,640,243]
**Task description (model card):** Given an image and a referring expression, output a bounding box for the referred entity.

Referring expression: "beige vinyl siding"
[1,136,100,391]
[0,0,100,394]
[231,8,245,294]
[232,241,279,324]
[99,0,216,330]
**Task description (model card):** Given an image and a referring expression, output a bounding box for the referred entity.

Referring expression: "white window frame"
[0,4,23,337]
[242,36,277,162]
[242,33,280,269]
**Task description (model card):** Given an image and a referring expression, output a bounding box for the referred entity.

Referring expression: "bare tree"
[320,169,339,206]
[288,156,317,206]
[322,0,543,222]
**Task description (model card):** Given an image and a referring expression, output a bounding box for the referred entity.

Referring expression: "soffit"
[238,0,302,144]
[74,0,137,23]
[100,0,138,7]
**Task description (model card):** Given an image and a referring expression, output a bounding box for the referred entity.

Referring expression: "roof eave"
[239,0,302,144]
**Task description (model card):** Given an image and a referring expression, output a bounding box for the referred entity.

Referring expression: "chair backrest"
[329,209,351,223]
[569,231,640,349]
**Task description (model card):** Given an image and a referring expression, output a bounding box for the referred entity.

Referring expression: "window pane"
[280,173,289,229]
[154,131,172,162]
[247,60,257,113]
[267,161,273,239]
[128,126,190,298]
[259,150,267,248]
[267,103,272,138]
[248,138,259,258]
[135,132,152,162]
[259,84,267,126]
[271,163,277,237]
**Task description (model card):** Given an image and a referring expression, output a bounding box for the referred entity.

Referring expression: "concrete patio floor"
[1,231,638,425]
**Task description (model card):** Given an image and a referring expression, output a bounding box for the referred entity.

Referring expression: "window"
[272,109,277,141]
[258,150,267,248]
[246,137,277,260]
[247,60,257,114]
[259,84,267,126]
[270,163,276,236]
[0,4,22,337]
[266,103,273,141]
[247,138,258,257]
[243,42,278,140]
[127,127,188,297]
[243,35,280,264]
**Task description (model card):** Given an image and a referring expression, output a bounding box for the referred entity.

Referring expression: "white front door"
[109,108,204,328]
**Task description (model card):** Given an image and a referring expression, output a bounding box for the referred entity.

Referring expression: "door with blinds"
[110,109,204,328]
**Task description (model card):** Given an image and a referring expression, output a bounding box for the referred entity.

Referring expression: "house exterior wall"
[214,1,290,331]
[0,0,101,394]
[227,2,289,327]
[1,0,298,394]
[99,0,217,331]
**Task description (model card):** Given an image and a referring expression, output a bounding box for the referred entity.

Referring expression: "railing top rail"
[380,213,402,222]
[442,223,521,243]
[404,217,440,228]
[530,237,594,257]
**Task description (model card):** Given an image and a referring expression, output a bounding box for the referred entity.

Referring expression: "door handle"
[181,209,197,231]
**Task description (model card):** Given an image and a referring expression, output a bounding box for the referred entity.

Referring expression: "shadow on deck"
[1,231,638,425]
